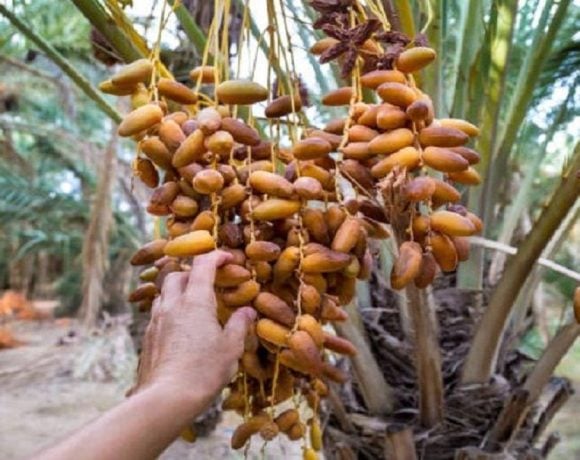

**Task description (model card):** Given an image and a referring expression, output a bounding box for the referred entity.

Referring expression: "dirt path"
[1,320,578,459]
[0,321,302,460]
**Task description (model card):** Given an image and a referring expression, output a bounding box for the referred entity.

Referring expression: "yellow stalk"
[106,0,172,78]
[392,0,416,37]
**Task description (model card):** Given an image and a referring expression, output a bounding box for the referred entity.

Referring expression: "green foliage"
[0,1,88,54]
[544,248,578,300]
[0,155,138,306]
[0,1,140,310]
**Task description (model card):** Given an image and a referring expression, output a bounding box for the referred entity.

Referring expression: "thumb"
[224,307,256,357]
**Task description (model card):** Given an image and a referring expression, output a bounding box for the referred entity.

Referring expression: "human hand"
[130,250,256,411]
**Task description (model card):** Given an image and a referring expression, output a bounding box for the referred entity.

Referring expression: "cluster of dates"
[102,58,377,457]
[105,31,482,458]
[311,43,483,289]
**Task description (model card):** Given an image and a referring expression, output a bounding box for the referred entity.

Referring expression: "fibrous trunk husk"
[323,268,570,459]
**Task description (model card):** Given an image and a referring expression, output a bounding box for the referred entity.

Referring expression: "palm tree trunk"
[33,251,53,298]
[78,124,118,328]
[393,229,444,428]
[8,243,34,296]
[103,250,133,316]
[334,301,394,415]
[405,285,444,427]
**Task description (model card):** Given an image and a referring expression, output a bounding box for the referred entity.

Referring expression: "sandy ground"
[0,320,302,460]
[1,319,579,459]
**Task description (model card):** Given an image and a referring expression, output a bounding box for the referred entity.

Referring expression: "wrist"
[144,380,215,421]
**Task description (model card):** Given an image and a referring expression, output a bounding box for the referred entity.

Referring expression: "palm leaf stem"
[462,142,580,383]
[0,4,122,124]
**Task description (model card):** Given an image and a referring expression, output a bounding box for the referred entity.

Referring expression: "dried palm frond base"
[322,271,572,459]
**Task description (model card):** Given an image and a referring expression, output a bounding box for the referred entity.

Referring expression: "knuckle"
[191,260,213,272]
[228,337,244,358]
[151,298,163,315]
[150,299,161,316]
[193,252,220,268]
[164,272,182,286]
[151,300,170,321]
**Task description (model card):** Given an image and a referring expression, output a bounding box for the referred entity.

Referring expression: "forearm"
[33,384,210,460]
[32,251,249,460]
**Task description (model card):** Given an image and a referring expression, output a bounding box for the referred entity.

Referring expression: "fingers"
[133,319,156,394]
[159,272,188,312]
[224,307,256,358]
[184,250,233,302]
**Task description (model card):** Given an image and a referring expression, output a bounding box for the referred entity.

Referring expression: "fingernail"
[240,307,256,321]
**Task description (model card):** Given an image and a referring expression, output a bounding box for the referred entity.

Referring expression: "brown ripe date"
[360,69,406,88]
[396,47,436,73]
[292,137,332,161]
[377,82,416,108]
[252,199,301,221]
[322,87,353,106]
[192,169,225,194]
[135,158,159,188]
[293,177,323,200]
[390,241,423,290]
[368,128,414,155]
[245,241,281,262]
[220,117,261,146]
[216,80,269,105]
[172,130,205,168]
[254,292,296,327]
[157,78,198,104]
[422,146,470,173]
[131,239,167,266]
[403,176,436,202]
[249,171,294,198]
[414,252,438,288]
[118,104,163,137]
[419,125,468,147]
[215,264,252,288]
[164,230,215,257]
[430,232,458,272]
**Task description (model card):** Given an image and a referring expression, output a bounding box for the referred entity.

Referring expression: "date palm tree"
[2,0,578,457]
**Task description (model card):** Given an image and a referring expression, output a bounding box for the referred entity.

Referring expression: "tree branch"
[334,301,394,414]
[523,322,580,402]
[71,0,143,62]
[469,236,580,282]
[404,285,444,427]
[167,0,207,55]
[0,4,122,124]
[462,143,580,383]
